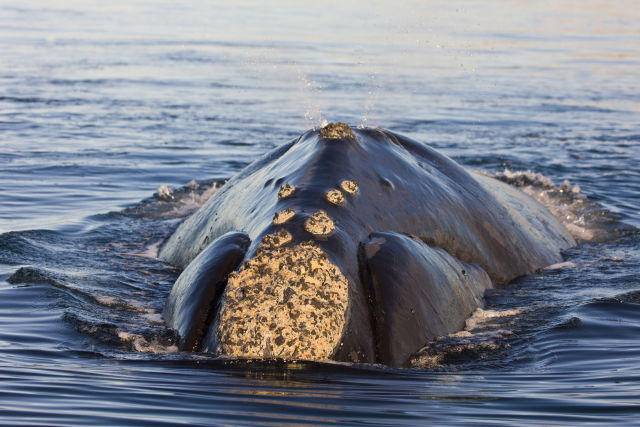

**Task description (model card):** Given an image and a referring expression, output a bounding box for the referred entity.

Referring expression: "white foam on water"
[492,169,629,242]
[141,240,161,258]
[94,295,147,313]
[117,330,178,354]
[544,261,577,270]
[156,184,174,201]
[127,240,162,259]
[296,68,326,128]
[155,182,221,219]
[142,309,164,324]
[94,295,117,306]
[464,308,522,331]
[123,179,224,220]
[448,330,473,338]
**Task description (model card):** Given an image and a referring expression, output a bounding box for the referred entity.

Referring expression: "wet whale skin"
[160,125,575,365]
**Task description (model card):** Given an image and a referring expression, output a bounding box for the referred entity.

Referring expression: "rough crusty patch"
[216,241,349,360]
[320,122,355,140]
[304,210,335,237]
[340,179,358,195]
[259,229,292,250]
[273,208,295,225]
[278,183,296,199]
[324,188,345,206]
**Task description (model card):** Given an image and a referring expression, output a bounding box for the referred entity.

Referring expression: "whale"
[159,123,575,366]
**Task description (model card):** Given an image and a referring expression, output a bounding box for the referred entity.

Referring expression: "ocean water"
[1,1,640,425]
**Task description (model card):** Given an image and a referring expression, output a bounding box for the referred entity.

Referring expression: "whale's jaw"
[212,241,349,361]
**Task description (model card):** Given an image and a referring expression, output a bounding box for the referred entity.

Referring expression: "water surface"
[1,1,639,425]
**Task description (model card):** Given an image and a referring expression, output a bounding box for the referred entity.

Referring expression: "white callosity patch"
[340,179,358,195]
[259,229,293,250]
[324,188,345,206]
[319,122,355,140]
[278,183,296,199]
[216,241,349,360]
[304,210,335,237]
[273,208,296,225]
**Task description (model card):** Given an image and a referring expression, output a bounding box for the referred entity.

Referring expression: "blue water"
[1,1,640,425]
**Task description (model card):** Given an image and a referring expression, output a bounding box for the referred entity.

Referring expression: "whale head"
[164,123,370,361]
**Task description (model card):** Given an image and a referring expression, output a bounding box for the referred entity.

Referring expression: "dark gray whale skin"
[160,124,575,366]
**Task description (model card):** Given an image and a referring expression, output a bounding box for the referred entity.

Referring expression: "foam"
[464,308,522,331]
[409,307,521,368]
[491,169,632,242]
[544,261,577,270]
[93,295,149,313]
[117,330,178,353]
[156,184,174,201]
[122,179,224,219]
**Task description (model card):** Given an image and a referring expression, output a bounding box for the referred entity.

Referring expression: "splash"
[463,308,522,331]
[359,72,381,128]
[544,261,577,271]
[117,331,178,354]
[296,68,326,128]
[235,46,329,129]
[491,169,635,242]
[156,184,174,201]
[121,179,225,220]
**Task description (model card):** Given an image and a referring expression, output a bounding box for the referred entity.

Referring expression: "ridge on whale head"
[159,122,575,366]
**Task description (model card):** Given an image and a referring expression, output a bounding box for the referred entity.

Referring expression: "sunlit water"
[1,1,640,425]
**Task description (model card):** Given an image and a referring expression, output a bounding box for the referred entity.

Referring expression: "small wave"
[0,229,72,265]
[409,331,512,369]
[63,310,178,354]
[120,178,225,219]
[593,289,640,305]
[408,308,521,369]
[92,295,151,313]
[543,261,577,270]
[7,266,150,312]
[116,330,178,353]
[2,216,182,359]
[491,169,636,242]
[7,266,96,303]
[463,308,522,331]
[533,289,640,369]
[553,316,583,330]
[7,265,66,286]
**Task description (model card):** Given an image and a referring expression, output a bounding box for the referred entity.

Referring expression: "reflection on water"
[1,0,640,425]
